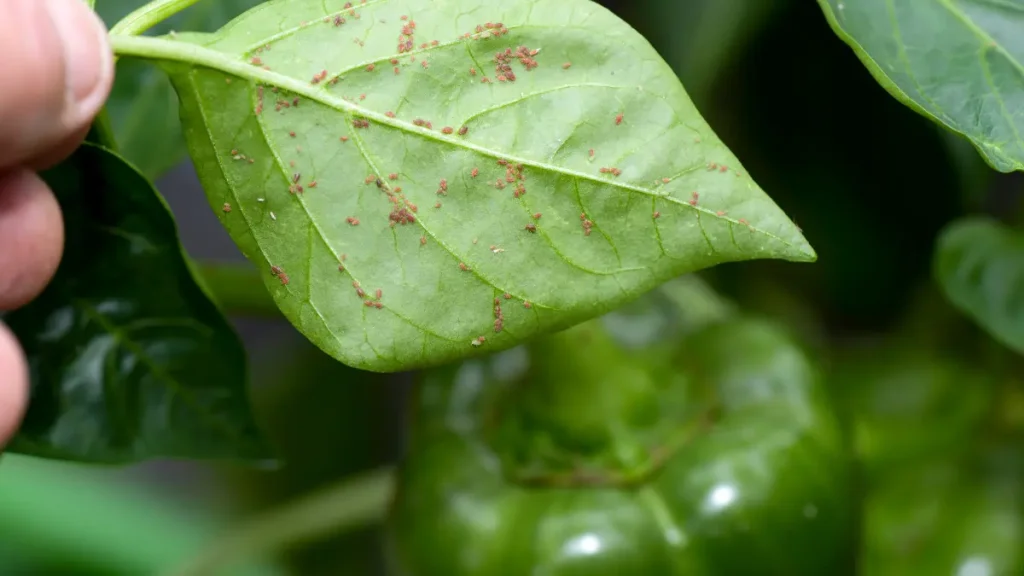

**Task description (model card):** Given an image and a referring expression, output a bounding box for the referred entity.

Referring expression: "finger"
[0,0,113,171]
[0,321,28,448]
[0,169,64,311]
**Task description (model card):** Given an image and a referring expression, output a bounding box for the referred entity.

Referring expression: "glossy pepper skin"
[387,316,854,575]
[836,350,1024,575]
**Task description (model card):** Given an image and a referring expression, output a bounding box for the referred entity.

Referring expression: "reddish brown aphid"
[222,203,231,213]
[708,162,718,170]
[359,93,366,100]
[421,60,429,69]
[719,165,728,173]
[653,211,661,219]
[471,167,479,178]
[481,76,491,83]
[389,173,399,180]
[589,149,595,157]
[615,113,624,125]
[366,63,376,72]
[340,136,349,142]
[716,210,727,217]
[459,262,470,271]
[738,218,750,227]
[523,301,532,309]
[289,131,296,137]
[250,57,263,65]
[532,212,542,220]
[364,175,376,184]
[420,236,427,245]
[308,180,318,188]
[442,126,454,134]
[393,186,402,193]
[386,111,396,118]
[470,67,477,76]
[661,177,671,183]
[375,289,382,299]
[438,178,448,193]
[458,126,468,135]
[495,180,505,190]
[435,201,442,208]
[347,216,360,225]
[525,223,537,233]
[503,293,512,299]
[352,119,370,129]
[689,191,699,206]
[394,67,400,75]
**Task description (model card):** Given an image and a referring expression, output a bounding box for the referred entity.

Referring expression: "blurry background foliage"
[1,0,1021,574]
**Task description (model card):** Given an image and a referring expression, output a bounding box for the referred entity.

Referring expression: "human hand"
[0,0,114,447]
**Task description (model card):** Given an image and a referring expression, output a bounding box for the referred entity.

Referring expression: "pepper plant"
[4,0,1024,574]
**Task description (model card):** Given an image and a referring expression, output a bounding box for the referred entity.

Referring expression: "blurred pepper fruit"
[387,316,854,574]
[835,350,1024,575]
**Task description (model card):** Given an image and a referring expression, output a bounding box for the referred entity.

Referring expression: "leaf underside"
[5,144,268,464]
[138,0,812,372]
[817,0,1024,173]
[935,217,1024,356]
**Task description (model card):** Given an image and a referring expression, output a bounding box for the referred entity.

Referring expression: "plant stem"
[193,260,282,318]
[168,467,395,576]
[110,0,203,36]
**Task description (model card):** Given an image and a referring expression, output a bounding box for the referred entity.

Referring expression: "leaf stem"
[110,0,203,36]
[193,260,281,318]
[167,467,395,576]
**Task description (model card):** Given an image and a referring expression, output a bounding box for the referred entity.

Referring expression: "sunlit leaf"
[5,143,269,463]
[817,0,1024,172]
[97,0,263,179]
[113,0,813,371]
[935,217,1024,355]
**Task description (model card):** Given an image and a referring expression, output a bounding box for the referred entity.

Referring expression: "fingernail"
[44,0,113,123]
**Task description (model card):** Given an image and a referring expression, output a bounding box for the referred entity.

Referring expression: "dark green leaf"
[113,0,813,372]
[5,143,269,464]
[817,0,1024,172]
[97,0,263,179]
[935,217,1024,355]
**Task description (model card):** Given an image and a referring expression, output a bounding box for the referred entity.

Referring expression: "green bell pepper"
[387,313,854,574]
[837,350,1024,575]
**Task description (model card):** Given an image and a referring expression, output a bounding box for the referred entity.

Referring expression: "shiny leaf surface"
[817,0,1024,172]
[113,0,813,372]
[97,0,264,179]
[5,143,268,463]
[935,217,1024,355]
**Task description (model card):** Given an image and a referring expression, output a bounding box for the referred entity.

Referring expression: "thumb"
[0,0,113,170]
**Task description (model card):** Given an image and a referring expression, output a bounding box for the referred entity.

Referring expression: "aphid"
[458,126,468,135]
[375,178,385,189]
[373,301,383,309]
[347,216,360,225]
[400,15,408,20]
[222,203,231,213]
[289,131,296,137]
[356,286,366,297]
[421,60,429,69]
[435,201,442,208]
[365,175,375,184]
[420,235,427,245]
[359,93,366,100]
[523,301,532,309]
[738,218,750,227]
[661,177,671,183]
[308,180,318,188]
[524,223,537,233]
[431,40,439,46]
[481,76,491,83]
[438,178,448,193]
[532,212,542,220]
[615,113,623,125]
[375,289,382,299]
[366,63,376,72]
[338,264,345,271]
[494,180,505,190]
[653,211,661,219]
[689,191,699,206]
[470,67,477,76]
[385,111,396,118]
[340,135,349,142]
[250,56,263,66]
[442,126,454,134]
[708,162,718,170]
[394,67,400,75]
[293,97,300,107]
[494,319,503,333]
[589,148,595,157]
[459,262,470,271]
[270,264,284,276]
[504,293,512,299]
[292,172,301,183]
[393,186,402,193]
[719,165,728,173]
[471,167,479,178]
[231,149,239,155]
[391,58,399,64]
[389,173,398,180]
[716,210,726,216]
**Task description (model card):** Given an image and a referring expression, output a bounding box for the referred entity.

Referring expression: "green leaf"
[5,143,269,464]
[935,217,1024,355]
[97,0,264,179]
[113,0,813,372]
[816,0,1024,173]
